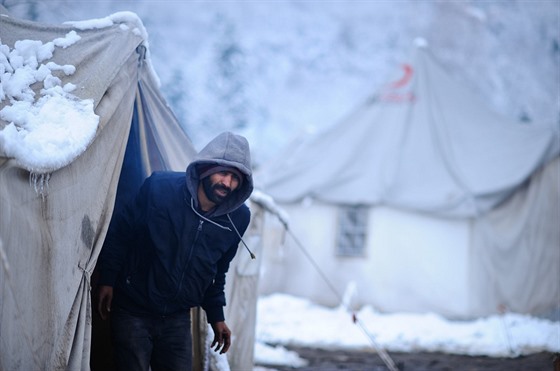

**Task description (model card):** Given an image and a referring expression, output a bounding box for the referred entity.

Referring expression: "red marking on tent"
[378,63,416,103]
[379,92,416,103]
[389,64,414,89]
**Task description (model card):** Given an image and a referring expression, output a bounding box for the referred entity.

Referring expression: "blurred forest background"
[3,0,559,164]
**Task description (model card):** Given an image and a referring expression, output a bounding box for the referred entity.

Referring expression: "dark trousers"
[110,308,192,371]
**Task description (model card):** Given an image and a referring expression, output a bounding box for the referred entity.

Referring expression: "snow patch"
[64,11,159,87]
[64,11,148,41]
[0,30,99,174]
[256,294,560,359]
[251,189,290,227]
[254,342,308,368]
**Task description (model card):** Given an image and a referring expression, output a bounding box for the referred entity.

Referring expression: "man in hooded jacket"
[96,131,254,371]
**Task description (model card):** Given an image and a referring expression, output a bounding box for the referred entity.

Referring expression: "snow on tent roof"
[0,10,147,173]
[256,44,560,217]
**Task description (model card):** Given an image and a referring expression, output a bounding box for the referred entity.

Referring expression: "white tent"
[257,42,560,319]
[0,8,198,370]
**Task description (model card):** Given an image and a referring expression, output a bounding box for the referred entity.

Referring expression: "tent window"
[336,205,368,257]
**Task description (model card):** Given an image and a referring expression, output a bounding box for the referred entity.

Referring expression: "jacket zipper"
[165,219,204,315]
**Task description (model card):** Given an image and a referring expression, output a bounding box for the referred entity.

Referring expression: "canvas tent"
[0,8,201,370]
[257,42,560,319]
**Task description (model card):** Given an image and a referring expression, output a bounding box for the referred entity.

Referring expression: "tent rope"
[282,224,399,371]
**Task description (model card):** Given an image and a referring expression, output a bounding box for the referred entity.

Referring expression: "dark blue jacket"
[98,132,253,323]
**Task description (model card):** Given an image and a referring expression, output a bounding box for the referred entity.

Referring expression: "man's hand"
[210,321,231,354]
[97,285,113,320]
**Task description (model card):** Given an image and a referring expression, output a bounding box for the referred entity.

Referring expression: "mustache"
[213,184,231,195]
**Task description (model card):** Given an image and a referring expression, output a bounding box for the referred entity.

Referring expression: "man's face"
[202,170,241,205]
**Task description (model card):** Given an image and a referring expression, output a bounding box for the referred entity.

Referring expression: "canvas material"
[257,46,560,218]
[0,11,196,370]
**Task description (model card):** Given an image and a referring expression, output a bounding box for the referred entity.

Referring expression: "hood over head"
[186,132,253,216]
[198,164,244,187]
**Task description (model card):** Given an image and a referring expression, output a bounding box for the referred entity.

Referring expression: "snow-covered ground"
[253,293,560,368]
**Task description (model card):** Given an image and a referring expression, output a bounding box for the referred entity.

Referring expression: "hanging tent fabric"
[0,8,196,370]
[257,41,559,317]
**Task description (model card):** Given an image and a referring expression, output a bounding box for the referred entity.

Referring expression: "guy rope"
[279,219,400,371]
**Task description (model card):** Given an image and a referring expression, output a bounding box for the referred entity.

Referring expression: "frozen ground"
[254,346,556,371]
[253,294,559,369]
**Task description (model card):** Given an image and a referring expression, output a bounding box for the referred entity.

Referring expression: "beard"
[202,176,232,205]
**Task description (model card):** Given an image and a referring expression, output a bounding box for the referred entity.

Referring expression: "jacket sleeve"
[201,242,239,323]
[201,207,251,323]
[97,176,152,287]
